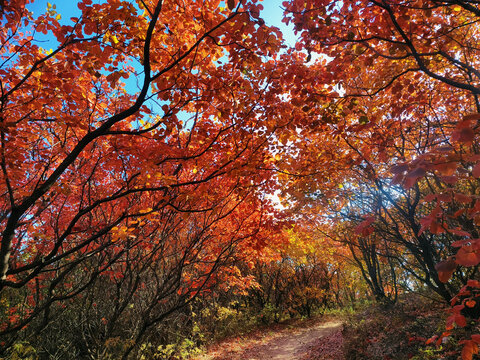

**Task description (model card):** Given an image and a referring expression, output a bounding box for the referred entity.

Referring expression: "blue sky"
[24,0,297,104]
[260,1,297,46]
[27,0,296,45]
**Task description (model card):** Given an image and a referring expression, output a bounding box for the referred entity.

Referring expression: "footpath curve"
[196,319,344,360]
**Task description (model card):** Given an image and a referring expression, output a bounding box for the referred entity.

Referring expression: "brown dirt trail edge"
[196,320,343,360]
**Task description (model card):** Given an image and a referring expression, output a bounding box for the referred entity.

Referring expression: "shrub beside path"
[194,318,344,360]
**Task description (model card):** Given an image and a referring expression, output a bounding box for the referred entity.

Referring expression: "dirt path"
[195,319,344,360]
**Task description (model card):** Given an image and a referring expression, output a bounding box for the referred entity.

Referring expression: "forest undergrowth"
[342,293,472,360]
[194,292,462,360]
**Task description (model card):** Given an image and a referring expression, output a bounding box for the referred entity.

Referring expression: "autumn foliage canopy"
[1,0,480,358]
